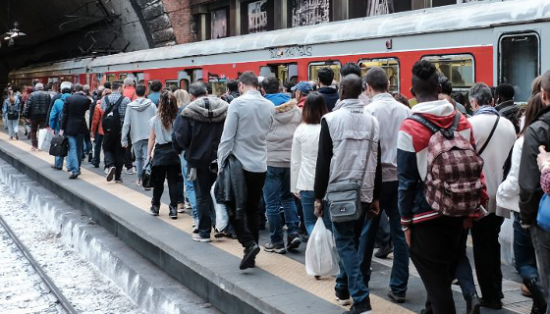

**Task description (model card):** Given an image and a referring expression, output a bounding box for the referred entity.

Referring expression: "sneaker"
[177,203,185,213]
[69,173,79,180]
[105,167,115,182]
[51,165,62,170]
[335,290,352,306]
[150,205,160,216]
[192,234,212,243]
[115,178,124,184]
[375,243,393,259]
[184,201,192,210]
[287,234,301,250]
[214,230,233,239]
[193,218,199,234]
[264,242,287,254]
[169,205,178,219]
[480,299,502,310]
[92,164,99,168]
[465,294,481,314]
[88,153,93,163]
[125,168,134,175]
[388,290,406,304]
[344,298,372,314]
[15,135,18,140]
[240,243,260,270]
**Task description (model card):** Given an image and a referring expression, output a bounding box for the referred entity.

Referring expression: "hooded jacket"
[264,93,291,106]
[267,99,302,168]
[49,93,70,133]
[318,86,339,112]
[397,100,488,226]
[121,97,157,146]
[496,100,521,134]
[172,96,229,168]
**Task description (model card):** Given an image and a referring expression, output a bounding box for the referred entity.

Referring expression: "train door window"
[421,54,474,90]
[261,63,298,86]
[499,33,540,102]
[358,58,400,93]
[165,80,179,91]
[119,73,128,80]
[135,73,144,85]
[179,79,189,91]
[193,69,203,82]
[107,74,116,83]
[308,61,341,82]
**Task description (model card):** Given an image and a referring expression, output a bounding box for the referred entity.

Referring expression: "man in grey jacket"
[121,84,157,186]
[218,71,275,270]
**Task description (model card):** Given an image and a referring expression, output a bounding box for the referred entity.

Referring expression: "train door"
[178,71,192,91]
[498,32,540,102]
[260,63,298,85]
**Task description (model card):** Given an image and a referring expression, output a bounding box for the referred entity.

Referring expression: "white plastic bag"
[305,218,340,277]
[211,182,229,232]
[38,129,53,151]
[499,218,515,266]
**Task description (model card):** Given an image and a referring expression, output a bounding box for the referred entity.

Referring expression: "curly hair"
[158,91,178,130]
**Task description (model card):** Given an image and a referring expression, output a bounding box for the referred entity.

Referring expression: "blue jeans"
[133,139,148,180]
[531,224,550,310]
[376,211,391,247]
[300,190,331,235]
[360,182,409,297]
[513,213,539,281]
[333,204,370,305]
[263,166,300,244]
[6,119,19,137]
[55,156,64,170]
[67,134,84,174]
[455,229,477,299]
[179,153,197,219]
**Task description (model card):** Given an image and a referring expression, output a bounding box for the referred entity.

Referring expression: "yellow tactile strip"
[0,133,413,314]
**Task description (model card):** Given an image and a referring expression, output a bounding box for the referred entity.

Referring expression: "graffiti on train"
[269,45,313,59]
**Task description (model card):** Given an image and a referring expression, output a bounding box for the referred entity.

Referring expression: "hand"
[122,144,128,149]
[294,193,301,200]
[59,130,64,136]
[187,168,197,181]
[404,228,411,247]
[314,199,323,218]
[366,200,380,218]
[538,145,550,170]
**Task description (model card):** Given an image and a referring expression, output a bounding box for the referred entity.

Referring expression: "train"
[8,0,550,103]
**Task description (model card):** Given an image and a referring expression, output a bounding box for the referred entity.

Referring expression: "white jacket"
[291,123,321,193]
[496,136,523,218]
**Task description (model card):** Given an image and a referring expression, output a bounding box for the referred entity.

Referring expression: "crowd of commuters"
[3,61,550,314]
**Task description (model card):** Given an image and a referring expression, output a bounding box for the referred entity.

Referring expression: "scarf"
[474,105,500,117]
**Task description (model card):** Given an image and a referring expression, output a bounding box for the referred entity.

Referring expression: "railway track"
[0,214,78,314]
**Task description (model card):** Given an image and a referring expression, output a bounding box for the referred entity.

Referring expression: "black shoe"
[344,298,372,314]
[169,205,178,219]
[106,166,115,182]
[287,234,301,250]
[88,153,93,163]
[388,290,406,303]
[69,173,79,180]
[524,278,547,313]
[375,243,393,259]
[531,303,547,314]
[92,163,99,168]
[150,205,160,216]
[466,294,481,314]
[240,243,260,270]
[51,165,62,170]
[335,289,351,306]
[480,299,502,310]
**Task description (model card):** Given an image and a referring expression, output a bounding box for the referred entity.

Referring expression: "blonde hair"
[174,89,190,108]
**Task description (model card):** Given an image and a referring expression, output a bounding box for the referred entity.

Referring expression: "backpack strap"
[204,97,213,121]
[478,115,500,155]
[409,113,460,140]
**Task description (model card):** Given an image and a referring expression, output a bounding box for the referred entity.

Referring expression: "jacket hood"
[334,98,363,111]
[318,86,338,95]
[274,99,301,124]
[182,96,229,123]
[265,93,291,105]
[411,99,456,129]
[129,98,154,112]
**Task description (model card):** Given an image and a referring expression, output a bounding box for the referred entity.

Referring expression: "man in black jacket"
[61,84,92,179]
[495,83,521,134]
[317,67,339,112]
[172,82,229,242]
[24,83,51,150]
[519,71,550,307]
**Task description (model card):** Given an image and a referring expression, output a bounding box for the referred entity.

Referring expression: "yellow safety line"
[0,133,413,313]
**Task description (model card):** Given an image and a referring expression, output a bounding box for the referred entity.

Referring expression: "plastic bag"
[38,129,53,151]
[499,217,515,266]
[211,182,229,232]
[305,218,340,277]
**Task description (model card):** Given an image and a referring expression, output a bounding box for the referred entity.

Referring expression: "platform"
[0,127,531,314]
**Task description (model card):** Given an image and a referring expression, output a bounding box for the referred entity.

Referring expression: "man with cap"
[293,81,313,108]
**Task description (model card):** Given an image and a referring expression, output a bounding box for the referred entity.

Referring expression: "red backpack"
[409,114,484,217]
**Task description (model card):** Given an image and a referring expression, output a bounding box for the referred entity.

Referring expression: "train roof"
[11,0,550,76]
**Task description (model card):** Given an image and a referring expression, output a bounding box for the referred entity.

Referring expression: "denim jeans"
[92,132,103,167]
[83,132,92,156]
[67,134,84,174]
[333,203,370,305]
[361,181,409,297]
[54,156,64,170]
[179,153,197,219]
[300,190,331,235]
[455,229,477,299]
[531,223,550,307]
[6,119,19,137]
[513,214,539,282]
[133,139,148,180]
[263,166,300,244]
[376,211,391,248]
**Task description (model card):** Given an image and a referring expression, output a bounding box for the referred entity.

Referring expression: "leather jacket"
[24,91,51,119]
[216,155,247,220]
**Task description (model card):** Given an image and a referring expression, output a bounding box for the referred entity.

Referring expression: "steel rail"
[0,214,79,314]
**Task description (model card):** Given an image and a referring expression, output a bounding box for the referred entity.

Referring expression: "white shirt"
[291,123,321,193]
[496,136,523,217]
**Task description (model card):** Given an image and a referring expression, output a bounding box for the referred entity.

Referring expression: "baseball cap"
[291,81,313,93]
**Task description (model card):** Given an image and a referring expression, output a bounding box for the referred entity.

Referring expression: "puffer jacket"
[266,99,302,168]
[24,91,51,119]
[519,105,550,225]
[172,96,229,168]
[91,102,104,136]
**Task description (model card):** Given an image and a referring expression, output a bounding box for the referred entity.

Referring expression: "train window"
[421,54,474,90]
[165,80,178,91]
[107,74,116,83]
[308,61,341,82]
[499,33,540,102]
[358,58,400,93]
[261,63,298,86]
[119,73,128,80]
[211,81,227,97]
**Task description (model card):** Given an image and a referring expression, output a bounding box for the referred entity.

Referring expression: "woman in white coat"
[291,92,330,235]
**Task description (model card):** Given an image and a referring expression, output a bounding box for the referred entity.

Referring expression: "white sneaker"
[125,168,134,175]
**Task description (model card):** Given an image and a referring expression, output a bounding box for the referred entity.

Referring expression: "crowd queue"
[2,60,550,314]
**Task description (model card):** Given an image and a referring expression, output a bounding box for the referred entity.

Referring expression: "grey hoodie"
[121,97,157,146]
[267,99,302,167]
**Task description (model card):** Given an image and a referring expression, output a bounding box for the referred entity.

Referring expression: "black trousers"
[410,216,464,314]
[472,213,504,302]
[229,170,266,248]
[30,117,46,148]
[194,165,217,237]
[125,135,134,169]
[152,164,180,208]
[103,133,125,180]
[92,132,103,167]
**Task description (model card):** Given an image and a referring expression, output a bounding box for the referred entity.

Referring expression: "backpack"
[102,96,124,135]
[409,113,484,217]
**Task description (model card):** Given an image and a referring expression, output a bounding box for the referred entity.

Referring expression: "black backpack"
[102,96,124,135]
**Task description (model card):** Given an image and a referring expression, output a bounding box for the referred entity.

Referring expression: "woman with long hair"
[174,89,191,111]
[148,91,182,219]
[3,91,20,140]
[290,92,330,235]
[496,91,547,313]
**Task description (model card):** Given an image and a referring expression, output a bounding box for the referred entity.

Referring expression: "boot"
[169,205,178,219]
[465,294,481,314]
[524,278,547,314]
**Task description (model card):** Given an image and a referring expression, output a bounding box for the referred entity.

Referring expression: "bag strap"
[359,119,376,186]
[204,97,213,121]
[478,115,500,155]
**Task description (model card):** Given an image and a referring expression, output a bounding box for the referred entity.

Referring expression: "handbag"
[537,194,550,232]
[7,113,19,120]
[325,121,375,223]
[141,161,154,189]
[49,135,69,157]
